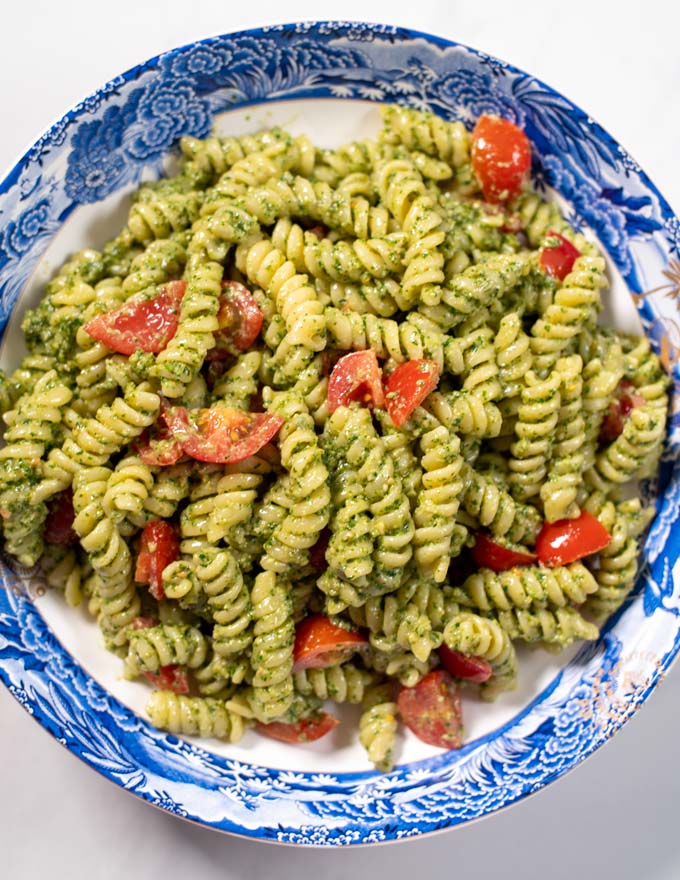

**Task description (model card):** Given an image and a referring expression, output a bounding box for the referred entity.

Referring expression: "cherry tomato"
[83,280,186,355]
[43,489,78,546]
[439,644,492,684]
[309,528,330,572]
[471,115,531,203]
[143,665,190,694]
[163,405,284,464]
[293,615,368,673]
[255,712,339,743]
[599,379,647,443]
[327,350,385,414]
[471,532,537,573]
[384,359,440,427]
[397,670,464,750]
[134,425,185,467]
[539,231,581,281]
[135,520,180,601]
[208,281,263,359]
[536,511,611,567]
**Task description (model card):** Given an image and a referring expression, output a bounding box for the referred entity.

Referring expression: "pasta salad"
[0,104,668,771]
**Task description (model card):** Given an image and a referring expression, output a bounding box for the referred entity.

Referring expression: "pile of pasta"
[0,104,668,771]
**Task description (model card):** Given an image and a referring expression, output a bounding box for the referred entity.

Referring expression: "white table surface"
[2,1,680,876]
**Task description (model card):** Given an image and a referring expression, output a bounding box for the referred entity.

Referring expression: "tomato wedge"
[135,520,180,600]
[599,379,647,443]
[327,350,385,414]
[439,644,492,684]
[471,115,531,203]
[163,405,284,464]
[384,359,440,427]
[256,712,339,743]
[143,665,190,694]
[208,281,263,359]
[293,615,368,673]
[471,532,537,572]
[536,511,611,567]
[83,280,186,355]
[43,489,78,546]
[539,231,581,281]
[397,670,464,750]
[134,425,185,466]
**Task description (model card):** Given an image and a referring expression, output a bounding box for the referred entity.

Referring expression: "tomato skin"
[599,380,647,443]
[208,281,263,359]
[471,115,531,203]
[539,231,581,281]
[384,359,440,427]
[43,489,78,545]
[143,665,190,694]
[397,670,464,749]
[134,425,185,466]
[83,280,186,355]
[327,350,385,414]
[135,520,180,600]
[293,615,368,673]
[536,511,611,567]
[471,532,537,572]
[255,712,339,743]
[439,645,492,684]
[164,405,284,464]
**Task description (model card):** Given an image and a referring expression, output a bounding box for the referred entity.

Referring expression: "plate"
[0,21,679,846]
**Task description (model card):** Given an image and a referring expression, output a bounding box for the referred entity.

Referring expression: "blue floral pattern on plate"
[0,21,679,845]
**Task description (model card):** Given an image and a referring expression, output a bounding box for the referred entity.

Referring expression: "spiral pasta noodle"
[327,405,414,596]
[41,545,84,608]
[294,664,377,704]
[35,381,159,503]
[359,685,399,772]
[540,355,585,522]
[151,258,223,398]
[495,604,599,647]
[72,466,140,647]
[260,390,330,574]
[122,233,189,295]
[530,255,606,375]
[125,624,208,676]
[247,571,296,722]
[349,589,439,663]
[374,157,446,307]
[240,174,389,240]
[128,188,203,245]
[508,369,562,502]
[443,612,518,698]
[380,104,471,170]
[147,691,249,742]
[194,546,253,657]
[454,561,598,611]
[412,425,465,582]
[0,370,73,564]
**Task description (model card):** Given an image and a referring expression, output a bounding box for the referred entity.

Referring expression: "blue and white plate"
[1,22,679,846]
